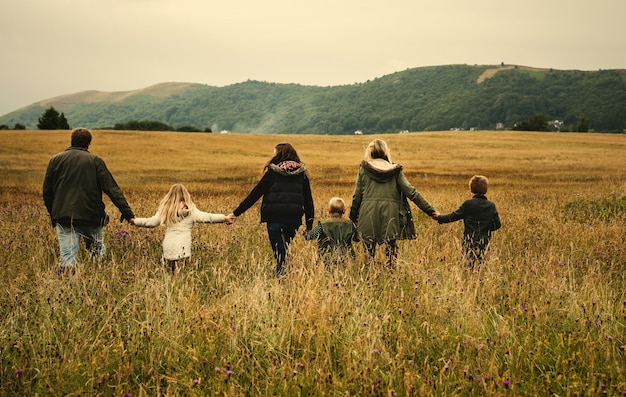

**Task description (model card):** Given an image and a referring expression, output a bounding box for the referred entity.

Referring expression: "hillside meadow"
[0,130,625,396]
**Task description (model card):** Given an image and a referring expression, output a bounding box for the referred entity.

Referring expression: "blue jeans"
[56,223,105,267]
[266,223,298,277]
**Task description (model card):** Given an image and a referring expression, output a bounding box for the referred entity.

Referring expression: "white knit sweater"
[134,205,226,260]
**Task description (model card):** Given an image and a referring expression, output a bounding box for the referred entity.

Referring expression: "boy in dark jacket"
[306,197,359,267]
[437,175,501,267]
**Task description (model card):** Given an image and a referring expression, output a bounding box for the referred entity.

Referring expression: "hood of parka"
[269,161,307,176]
[360,159,403,183]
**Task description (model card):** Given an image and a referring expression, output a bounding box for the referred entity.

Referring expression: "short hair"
[364,139,392,162]
[70,128,92,148]
[469,175,489,195]
[328,197,346,214]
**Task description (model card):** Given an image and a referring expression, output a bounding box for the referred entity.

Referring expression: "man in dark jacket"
[437,175,501,267]
[43,128,135,271]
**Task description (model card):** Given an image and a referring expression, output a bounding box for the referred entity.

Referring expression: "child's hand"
[225,213,236,224]
[129,217,135,225]
[431,211,440,220]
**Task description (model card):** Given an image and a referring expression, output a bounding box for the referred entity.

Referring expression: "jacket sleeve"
[437,204,465,224]
[302,174,315,230]
[42,158,56,218]
[95,156,135,221]
[192,207,226,224]
[133,212,162,228]
[491,207,502,231]
[397,171,436,216]
[232,171,272,216]
[305,222,323,241]
[349,167,363,222]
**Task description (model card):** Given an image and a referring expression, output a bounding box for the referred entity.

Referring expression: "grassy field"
[1,130,625,396]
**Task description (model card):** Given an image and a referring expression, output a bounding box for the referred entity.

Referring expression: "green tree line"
[2,65,625,133]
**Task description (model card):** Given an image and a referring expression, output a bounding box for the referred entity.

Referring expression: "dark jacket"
[233,161,315,230]
[42,147,134,227]
[437,195,501,244]
[349,159,436,244]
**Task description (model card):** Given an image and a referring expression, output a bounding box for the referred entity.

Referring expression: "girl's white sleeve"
[133,212,162,228]
[193,208,226,224]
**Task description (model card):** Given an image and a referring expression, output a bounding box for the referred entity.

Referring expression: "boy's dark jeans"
[463,235,490,268]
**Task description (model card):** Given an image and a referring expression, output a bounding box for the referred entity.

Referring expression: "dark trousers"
[267,222,299,277]
[363,239,398,268]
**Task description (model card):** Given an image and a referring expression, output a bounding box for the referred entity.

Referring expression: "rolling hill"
[1,64,625,133]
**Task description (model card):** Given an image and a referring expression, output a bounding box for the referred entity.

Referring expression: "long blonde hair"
[157,184,194,226]
[364,139,392,163]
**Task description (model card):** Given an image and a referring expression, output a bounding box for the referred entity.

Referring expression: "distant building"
[548,120,563,131]
[354,130,363,135]
[496,122,504,130]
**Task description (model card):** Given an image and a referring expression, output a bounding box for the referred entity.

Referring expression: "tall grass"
[1,130,625,396]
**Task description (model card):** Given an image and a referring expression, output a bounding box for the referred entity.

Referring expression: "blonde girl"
[132,184,234,273]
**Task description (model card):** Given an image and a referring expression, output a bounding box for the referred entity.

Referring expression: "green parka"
[349,159,436,244]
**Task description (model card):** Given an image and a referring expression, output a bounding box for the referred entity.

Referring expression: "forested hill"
[2,64,625,133]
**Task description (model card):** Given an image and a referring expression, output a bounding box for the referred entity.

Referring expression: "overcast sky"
[1,0,625,116]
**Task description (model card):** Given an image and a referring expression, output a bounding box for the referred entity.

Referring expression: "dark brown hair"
[265,142,301,170]
[70,128,92,148]
[469,175,489,195]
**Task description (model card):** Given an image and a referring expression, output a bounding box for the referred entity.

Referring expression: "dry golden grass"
[0,130,625,396]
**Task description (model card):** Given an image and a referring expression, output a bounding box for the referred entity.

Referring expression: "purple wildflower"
[15,369,24,376]
[503,379,510,388]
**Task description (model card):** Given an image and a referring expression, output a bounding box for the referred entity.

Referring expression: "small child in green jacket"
[306,197,359,266]
[437,175,501,268]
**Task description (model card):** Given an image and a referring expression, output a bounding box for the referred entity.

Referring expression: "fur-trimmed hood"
[360,159,403,183]
[269,161,307,176]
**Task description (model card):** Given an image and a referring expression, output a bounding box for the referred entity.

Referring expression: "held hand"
[431,211,440,220]
[225,213,237,224]
[120,214,134,223]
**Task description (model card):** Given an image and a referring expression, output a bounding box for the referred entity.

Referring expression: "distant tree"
[513,114,548,132]
[577,116,590,132]
[204,127,212,133]
[37,107,70,130]
[0,124,8,130]
[13,123,26,130]
[113,120,174,131]
[528,114,549,131]
[58,113,70,129]
[176,125,201,132]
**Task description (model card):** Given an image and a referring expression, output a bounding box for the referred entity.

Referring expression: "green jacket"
[306,216,358,258]
[349,159,436,244]
[43,147,134,227]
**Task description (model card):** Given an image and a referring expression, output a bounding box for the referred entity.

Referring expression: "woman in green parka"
[349,139,439,267]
